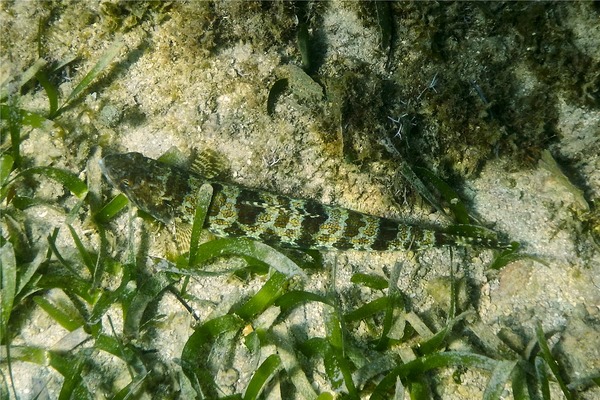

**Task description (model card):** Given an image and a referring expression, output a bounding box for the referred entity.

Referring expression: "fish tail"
[434,225,513,249]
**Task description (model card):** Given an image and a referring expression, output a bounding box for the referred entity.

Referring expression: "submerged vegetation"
[1,1,598,399]
[0,129,580,397]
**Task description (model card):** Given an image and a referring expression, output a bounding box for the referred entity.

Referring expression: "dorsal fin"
[190,148,229,179]
[157,147,230,179]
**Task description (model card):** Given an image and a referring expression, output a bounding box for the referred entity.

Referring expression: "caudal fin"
[435,224,515,249]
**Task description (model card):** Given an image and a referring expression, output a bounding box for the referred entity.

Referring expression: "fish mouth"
[98,156,118,187]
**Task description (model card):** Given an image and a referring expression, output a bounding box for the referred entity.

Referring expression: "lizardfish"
[99,152,508,251]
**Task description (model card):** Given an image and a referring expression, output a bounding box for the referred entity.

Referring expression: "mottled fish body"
[99,152,502,251]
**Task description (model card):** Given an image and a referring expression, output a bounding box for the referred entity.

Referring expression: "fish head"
[100,152,187,224]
